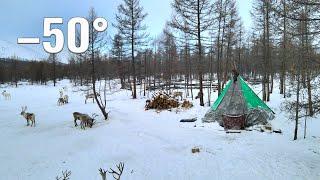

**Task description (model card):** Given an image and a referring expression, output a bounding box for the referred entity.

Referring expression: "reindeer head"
[89,113,99,128]
[20,106,27,115]
[59,90,63,97]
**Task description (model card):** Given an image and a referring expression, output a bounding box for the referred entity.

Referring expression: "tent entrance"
[222,114,246,130]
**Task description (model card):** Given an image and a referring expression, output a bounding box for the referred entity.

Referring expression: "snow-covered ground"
[0,80,319,180]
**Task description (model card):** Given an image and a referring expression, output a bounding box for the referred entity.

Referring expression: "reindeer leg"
[81,121,85,130]
[26,119,29,126]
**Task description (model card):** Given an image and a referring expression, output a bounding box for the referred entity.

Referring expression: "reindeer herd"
[1,86,101,130]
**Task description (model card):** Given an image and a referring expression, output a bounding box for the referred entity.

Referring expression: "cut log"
[226,130,242,134]
[273,129,282,134]
[180,118,197,123]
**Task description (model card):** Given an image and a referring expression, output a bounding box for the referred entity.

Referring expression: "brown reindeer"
[20,106,36,127]
[57,95,69,106]
[73,112,98,129]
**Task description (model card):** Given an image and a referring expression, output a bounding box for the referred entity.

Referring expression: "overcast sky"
[0,0,253,60]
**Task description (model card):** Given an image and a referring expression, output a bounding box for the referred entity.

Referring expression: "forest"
[0,1,320,179]
[2,0,320,138]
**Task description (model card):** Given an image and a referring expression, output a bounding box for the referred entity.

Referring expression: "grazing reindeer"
[85,93,100,104]
[2,90,11,100]
[20,106,35,127]
[73,112,98,129]
[172,91,183,101]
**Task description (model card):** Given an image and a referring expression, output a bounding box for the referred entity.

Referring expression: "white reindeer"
[2,90,11,100]
[20,106,36,127]
[59,89,64,98]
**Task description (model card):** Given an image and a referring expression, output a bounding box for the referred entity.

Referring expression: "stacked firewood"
[181,100,193,109]
[145,92,179,110]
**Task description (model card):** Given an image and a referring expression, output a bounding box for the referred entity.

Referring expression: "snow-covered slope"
[0,39,46,60]
[0,80,319,180]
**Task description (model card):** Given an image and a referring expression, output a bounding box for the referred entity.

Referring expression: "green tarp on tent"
[211,76,273,113]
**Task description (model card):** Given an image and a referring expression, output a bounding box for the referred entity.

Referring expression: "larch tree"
[114,0,148,99]
[111,33,126,89]
[252,0,275,102]
[171,0,214,106]
[48,53,57,87]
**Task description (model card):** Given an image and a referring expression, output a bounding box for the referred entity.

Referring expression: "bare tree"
[114,0,148,99]
[87,7,109,120]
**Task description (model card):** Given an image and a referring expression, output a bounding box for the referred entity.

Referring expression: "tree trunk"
[197,0,204,106]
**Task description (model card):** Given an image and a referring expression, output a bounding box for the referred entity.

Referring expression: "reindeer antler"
[99,168,107,180]
[92,113,99,119]
[108,162,124,180]
[55,170,71,180]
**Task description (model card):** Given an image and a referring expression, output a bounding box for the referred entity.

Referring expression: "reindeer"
[85,92,100,104]
[57,97,65,106]
[172,91,183,101]
[20,106,35,127]
[57,93,69,106]
[2,90,11,100]
[73,112,98,129]
[63,95,69,104]
[59,89,64,98]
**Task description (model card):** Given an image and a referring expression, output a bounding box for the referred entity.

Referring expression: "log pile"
[145,92,179,110]
[181,100,193,109]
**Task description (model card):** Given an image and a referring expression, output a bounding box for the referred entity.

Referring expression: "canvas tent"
[203,76,274,129]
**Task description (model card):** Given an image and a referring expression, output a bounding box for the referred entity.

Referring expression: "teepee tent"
[203,76,274,129]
